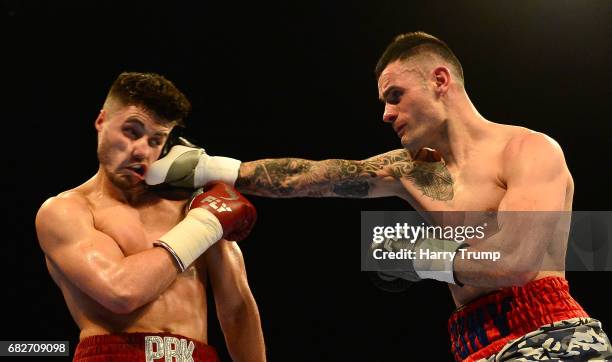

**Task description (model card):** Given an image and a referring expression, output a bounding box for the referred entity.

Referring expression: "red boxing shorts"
[448,276,589,362]
[73,332,219,362]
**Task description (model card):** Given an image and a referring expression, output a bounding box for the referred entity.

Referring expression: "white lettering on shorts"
[145,336,195,362]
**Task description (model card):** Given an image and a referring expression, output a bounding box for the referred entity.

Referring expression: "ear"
[94,109,106,132]
[432,66,451,94]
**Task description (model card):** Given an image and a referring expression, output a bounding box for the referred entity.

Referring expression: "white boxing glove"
[146,145,241,189]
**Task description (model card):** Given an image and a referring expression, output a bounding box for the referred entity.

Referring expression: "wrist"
[154,208,223,271]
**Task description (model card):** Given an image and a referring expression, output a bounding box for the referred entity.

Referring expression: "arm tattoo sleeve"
[235,149,453,200]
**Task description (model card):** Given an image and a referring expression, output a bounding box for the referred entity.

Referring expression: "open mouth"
[126,164,146,178]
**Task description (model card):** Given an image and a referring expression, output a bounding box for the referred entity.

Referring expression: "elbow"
[102,289,142,314]
[502,270,538,287]
[88,262,159,314]
[97,276,145,314]
[218,301,248,326]
[107,297,140,315]
[498,252,539,287]
[218,298,259,328]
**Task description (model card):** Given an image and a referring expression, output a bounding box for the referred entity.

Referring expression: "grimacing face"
[377,60,447,150]
[95,104,172,190]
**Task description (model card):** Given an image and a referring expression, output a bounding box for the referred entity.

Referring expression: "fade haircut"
[375,32,464,85]
[104,72,191,126]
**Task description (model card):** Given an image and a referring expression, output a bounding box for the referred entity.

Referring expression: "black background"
[3,1,612,361]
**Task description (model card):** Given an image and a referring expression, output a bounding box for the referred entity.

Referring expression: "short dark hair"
[375,32,464,83]
[105,72,191,126]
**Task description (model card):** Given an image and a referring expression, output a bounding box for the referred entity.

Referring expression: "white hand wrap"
[154,208,223,271]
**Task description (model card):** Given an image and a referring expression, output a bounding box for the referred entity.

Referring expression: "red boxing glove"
[188,182,257,242]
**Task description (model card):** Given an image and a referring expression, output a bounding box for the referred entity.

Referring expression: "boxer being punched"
[35,72,264,362]
[147,33,611,360]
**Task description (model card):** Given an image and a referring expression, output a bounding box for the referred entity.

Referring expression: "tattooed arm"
[235,149,453,200]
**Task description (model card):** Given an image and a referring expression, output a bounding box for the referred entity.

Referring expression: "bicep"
[36,198,126,299]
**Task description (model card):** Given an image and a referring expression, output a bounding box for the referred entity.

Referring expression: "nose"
[383,104,398,123]
[131,137,151,161]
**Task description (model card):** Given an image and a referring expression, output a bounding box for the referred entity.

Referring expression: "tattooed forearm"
[331,180,370,197]
[235,149,454,200]
[236,158,319,197]
[235,158,376,198]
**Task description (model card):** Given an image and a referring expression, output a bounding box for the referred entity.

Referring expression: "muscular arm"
[205,240,265,362]
[35,196,178,314]
[453,133,571,288]
[236,148,453,200]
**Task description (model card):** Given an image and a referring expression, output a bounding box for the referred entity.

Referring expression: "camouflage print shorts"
[478,318,612,361]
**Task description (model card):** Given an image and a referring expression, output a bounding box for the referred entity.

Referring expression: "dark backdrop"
[4,1,611,361]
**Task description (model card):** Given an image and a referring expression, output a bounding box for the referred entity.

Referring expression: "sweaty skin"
[237,126,571,306]
[41,185,209,339]
[235,59,572,307]
[36,104,264,362]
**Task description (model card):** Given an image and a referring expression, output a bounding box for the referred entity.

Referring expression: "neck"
[420,89,490,166]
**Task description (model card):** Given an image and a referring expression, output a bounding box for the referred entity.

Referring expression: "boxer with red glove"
[154,182,257,272]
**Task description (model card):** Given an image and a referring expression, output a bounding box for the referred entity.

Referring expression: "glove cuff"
[195,155,241,187]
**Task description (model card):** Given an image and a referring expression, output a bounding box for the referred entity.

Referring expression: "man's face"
[377,60,445,150]
[95,104,172,190]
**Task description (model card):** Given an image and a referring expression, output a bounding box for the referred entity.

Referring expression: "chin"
[109,174,142,190]
[400,135,413,149]
[400,128,430,151]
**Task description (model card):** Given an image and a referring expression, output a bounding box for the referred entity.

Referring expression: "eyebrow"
[125,117,145,127]
[125,118,169,137]
[380,86,398,103]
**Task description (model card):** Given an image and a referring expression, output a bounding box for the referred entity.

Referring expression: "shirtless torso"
[395,123,572,306]
[46,179,210,341]
[234,123,573,307]
[36,94,265,361]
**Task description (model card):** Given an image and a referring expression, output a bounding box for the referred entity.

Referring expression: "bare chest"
[92,199,187,255]
[400,161,506,214]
